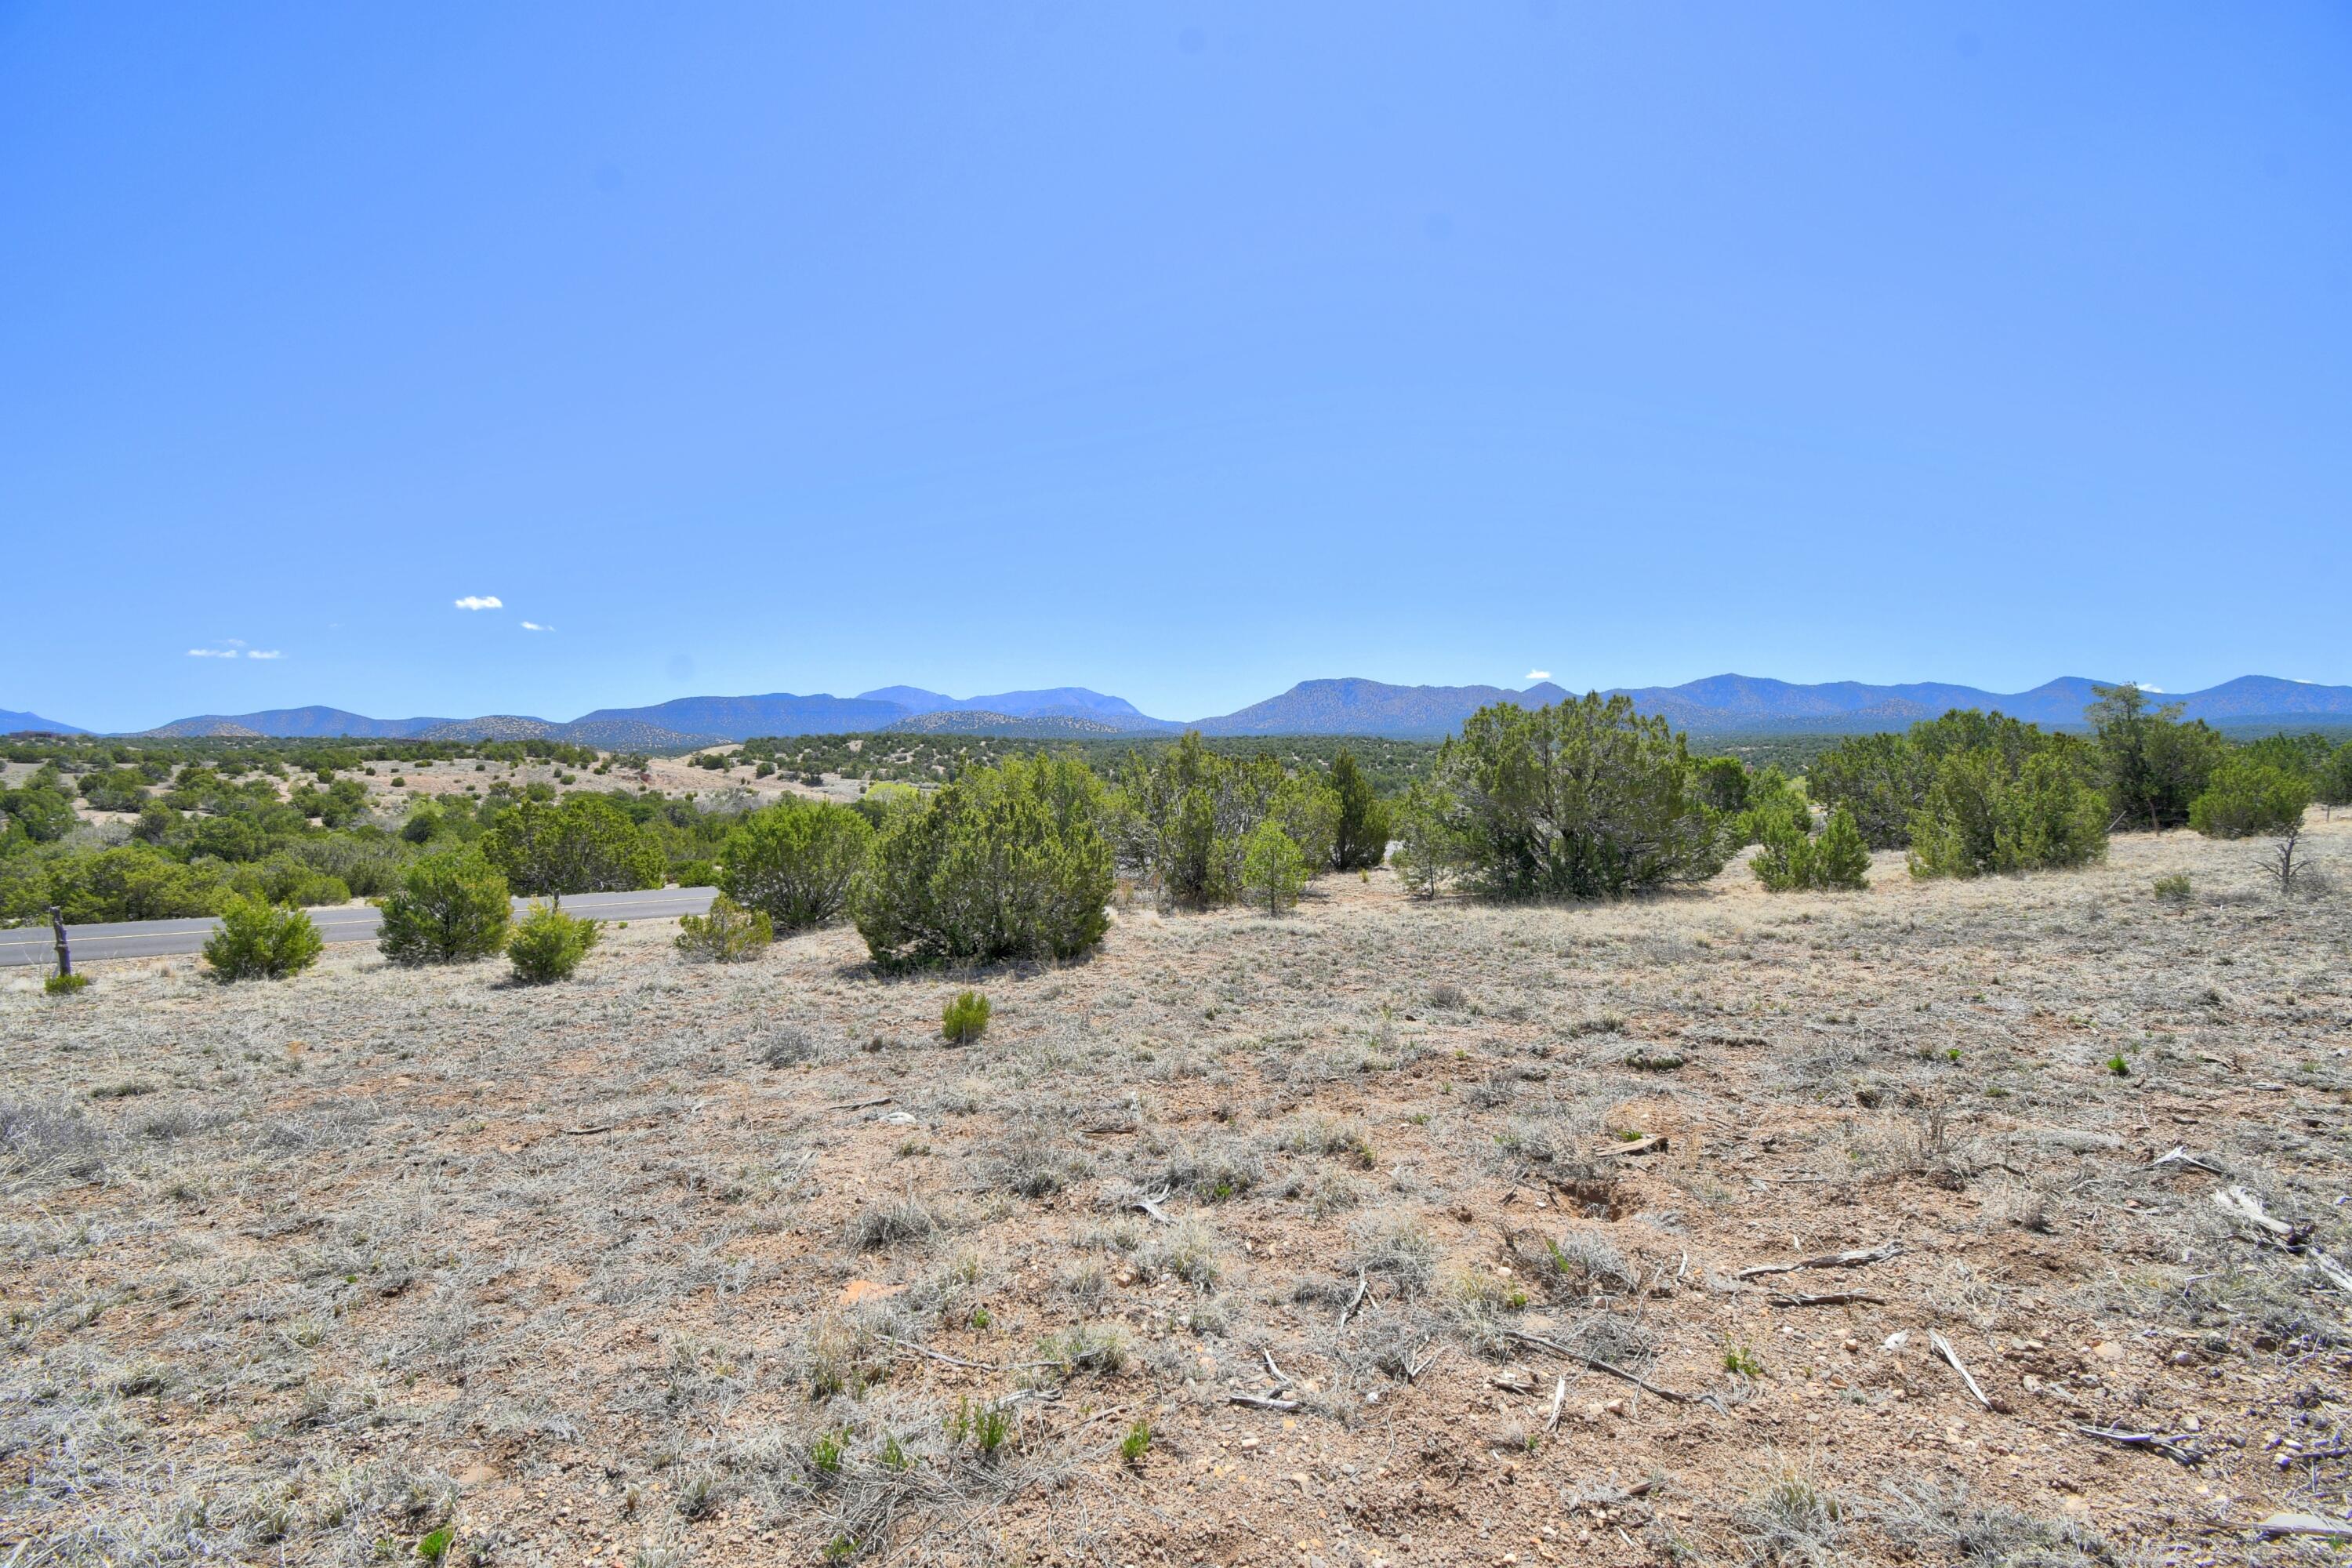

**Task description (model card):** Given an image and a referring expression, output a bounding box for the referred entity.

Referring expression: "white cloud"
[521,620,553,632]
[245,649,284,659]
[455,595,503,611]
[1524,670,1552,682]
[2142,684,2164,693]
[187,648,234,658]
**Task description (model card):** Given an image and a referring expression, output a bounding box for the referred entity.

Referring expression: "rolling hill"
[857,687,1172,731]
[1193,677,1571,737]
[568,693,909,740]
[132,706,454,740]
[0,709,89,735]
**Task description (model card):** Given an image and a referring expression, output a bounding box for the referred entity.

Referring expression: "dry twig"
[2076,1424,2205,1465]
[1501,1327,1695,1403]
[1734,1240,1902,1281]
[1229,1393,1300,1412]
[1929,1330,1991,1410]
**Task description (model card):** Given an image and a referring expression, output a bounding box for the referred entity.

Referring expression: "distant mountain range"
[0,709,87,735]
[1202,673,2352,738]
[8,675,2352,746]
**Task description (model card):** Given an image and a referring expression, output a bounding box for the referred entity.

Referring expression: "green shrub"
[1328,750,1393,871]
[942,989,992,1044]
[1432,694,1728,899]
[1240,821,1307,915]
[481,794,664,899]
[1907,742,2107,879]
[2320,742,2352,819]
[1,782,78,844]
[1750,818,1808,891]
[851,781,924,832]
[1805,732,1933,849]
[1730,767,1809,848]
[288,835,410,898]
[854,756,1113,967]
[227,853,350,910]
[506,901,601,983]
[1812,806,1871,888]
[674,895,773,961]
[1120,1418,1152,1465]
[1750,804,1875,891]
[377,851,512,964]
[2089,683,2225,833]
[44,971,89,996]
[22,845,233,924]
[2188,757,2311,840]
[1269,775,1340,875]
[203,895,325,981]
[183,813,267,863]
[1693,756,1751,816]
[720,799,873,929]
[78,768,151,814]
[2152,873,2191,904]
[671,858,720,890]
[1108,732,1282,909]
[1388,782,1459,898]
[947,1395,1014,1457]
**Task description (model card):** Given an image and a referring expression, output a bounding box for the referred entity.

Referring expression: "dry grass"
[5,820,2350,1563]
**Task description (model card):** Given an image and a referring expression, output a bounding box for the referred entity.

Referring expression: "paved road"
[0,887,719,968]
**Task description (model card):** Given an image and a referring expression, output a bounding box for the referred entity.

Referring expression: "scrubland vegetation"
[9,691,2343,941]
[6,804,2348,1564]
[6,687,2352,1563]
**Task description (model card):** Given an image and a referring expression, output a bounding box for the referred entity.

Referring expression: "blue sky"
[5,4,2348,731]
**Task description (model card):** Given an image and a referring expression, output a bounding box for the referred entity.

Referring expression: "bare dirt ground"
[332,753,840,814]
[5,822,2350,1566]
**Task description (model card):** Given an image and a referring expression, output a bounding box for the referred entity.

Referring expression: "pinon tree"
[853,755,1114,967]
[1240,821,1307,916]
[1432,694,1727,900]
[2188,757,2311,840]
[2086,683,2225,833]
[1327,750,1393,870]
[720,797,873,930]
[481,795,663,904]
